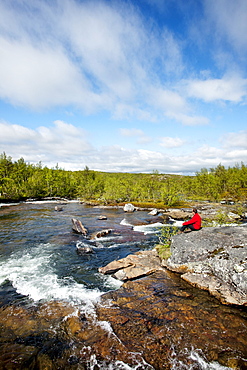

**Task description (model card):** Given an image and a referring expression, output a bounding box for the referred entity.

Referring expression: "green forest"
[0,152,246,207]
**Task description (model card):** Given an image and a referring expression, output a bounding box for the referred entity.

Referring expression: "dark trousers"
[180,224,196,232]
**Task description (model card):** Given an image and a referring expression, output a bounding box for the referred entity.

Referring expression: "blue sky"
[0,0,246,174]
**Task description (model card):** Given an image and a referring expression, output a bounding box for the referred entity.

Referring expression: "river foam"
[0,242,102,309]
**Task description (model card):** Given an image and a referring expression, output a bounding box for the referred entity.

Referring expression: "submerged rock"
[98,215,107,220]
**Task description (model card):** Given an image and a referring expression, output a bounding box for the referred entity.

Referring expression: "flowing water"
[0,201,246,369]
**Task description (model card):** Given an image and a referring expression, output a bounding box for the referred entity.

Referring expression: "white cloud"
[220,130,247,149]
[0,121,36,142]
[120,128,151,144]
[0,0,186,120]
[168,112,209,126]
[160,137,185,148]
[1,120,246,174]
[186,75,247,103]
[0,120,92,163]
[151,88,187,113]
[0,37,91,110]
[149,87,209,126]
[205,0,247,53]
[120,128,145,137]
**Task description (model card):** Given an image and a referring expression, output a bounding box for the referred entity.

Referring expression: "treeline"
[0,152,246,206]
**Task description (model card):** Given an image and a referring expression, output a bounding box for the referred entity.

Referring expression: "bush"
[156,226,179,260]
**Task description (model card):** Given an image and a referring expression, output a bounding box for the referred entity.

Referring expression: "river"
[0,201,246,369]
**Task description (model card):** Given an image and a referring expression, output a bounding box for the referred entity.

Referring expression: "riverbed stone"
[97,270,247,369]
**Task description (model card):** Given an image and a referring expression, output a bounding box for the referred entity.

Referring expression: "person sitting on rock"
[179,208,202,233]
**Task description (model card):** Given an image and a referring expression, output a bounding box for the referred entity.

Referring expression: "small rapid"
[0,243,102,307]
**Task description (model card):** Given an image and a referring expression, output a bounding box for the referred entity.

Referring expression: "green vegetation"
[156,226,179,260]
[0,152,246,208]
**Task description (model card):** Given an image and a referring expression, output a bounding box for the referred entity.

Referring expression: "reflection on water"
[0,202,246,369]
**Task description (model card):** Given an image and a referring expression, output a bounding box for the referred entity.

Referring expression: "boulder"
[148,208,159,216]
[123,203,135,212]
[54,206,63,211]
[99,249,163,281]
[76,246,94,254]
[76,241,94,254]
[71,218,88,236]
[91,229,112,239]
[163,225,247,306]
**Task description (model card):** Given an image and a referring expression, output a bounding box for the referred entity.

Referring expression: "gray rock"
[76,241,94,254]
[148,208,159,216]
[123,203,135,212]
[163,225,247,305]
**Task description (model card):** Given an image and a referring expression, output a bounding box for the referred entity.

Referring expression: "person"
[179,208,201,233]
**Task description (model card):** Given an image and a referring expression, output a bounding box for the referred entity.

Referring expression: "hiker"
[179,208,201,233]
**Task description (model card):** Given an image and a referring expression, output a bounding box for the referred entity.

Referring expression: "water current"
[0,201,246,369]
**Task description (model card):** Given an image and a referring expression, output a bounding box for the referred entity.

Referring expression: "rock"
[114,265,157,281]
[123,203,135,212]
[76,246,94,254]
[99,223,247,306]
[99,259,133,275]
[97,271,247,369]
[76,241,95,254]
[98,215,107,220]
[181,272,244,306]
[91,229,112,239]
[71,218,88,236]
[99,249,163,281]
[163,225,247,306]
[54,206,63,211]
[148,208,159,216]
[228,212,241,220]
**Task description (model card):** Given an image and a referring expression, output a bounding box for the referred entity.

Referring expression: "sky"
[0,0,247,174]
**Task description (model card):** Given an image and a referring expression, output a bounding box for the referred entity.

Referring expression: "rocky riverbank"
[99,224,247,306]
[164,224,247,306]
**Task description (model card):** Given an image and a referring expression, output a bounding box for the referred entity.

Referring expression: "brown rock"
[71,218,88,235]
[91,229,112,239]
[181,272,247,306]
[99,249,163,280]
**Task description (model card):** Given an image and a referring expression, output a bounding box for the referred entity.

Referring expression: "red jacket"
[183,213,201,230]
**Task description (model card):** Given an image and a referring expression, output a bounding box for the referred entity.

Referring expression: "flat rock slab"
[99,249,163,281]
